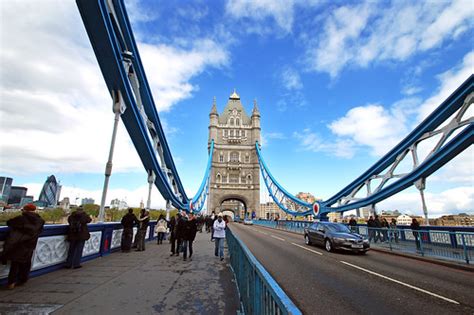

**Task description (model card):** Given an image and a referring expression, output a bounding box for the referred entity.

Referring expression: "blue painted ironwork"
[226,227,302,315]
[188,140,214,213]
[322,75,473,212]
[256,143,314,216]
[76,0,190,209]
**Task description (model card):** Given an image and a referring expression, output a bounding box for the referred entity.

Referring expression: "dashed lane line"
[291,242,323,256]
[271,235,286,241]
[339,260,460,305]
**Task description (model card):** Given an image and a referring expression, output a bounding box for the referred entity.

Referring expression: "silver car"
[304,222,369,253]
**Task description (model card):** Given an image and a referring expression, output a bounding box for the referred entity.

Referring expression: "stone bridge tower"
[208,90,260,218]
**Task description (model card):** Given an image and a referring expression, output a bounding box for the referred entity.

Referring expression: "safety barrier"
[0,221,158,281]
[253,220,473,264]
[226,227,302,315]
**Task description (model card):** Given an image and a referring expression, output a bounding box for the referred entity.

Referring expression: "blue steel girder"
[188,141,214,213]
[323,75,473,213]
[256,143,314,216]
[76,0,188,209]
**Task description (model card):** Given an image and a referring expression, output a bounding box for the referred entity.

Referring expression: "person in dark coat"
[136,209,150,252]
[374,215,382,243]
[367,216,376,242]
[65,206,92,269]
[121,208,138,252]
[175,212,187,257]
[1,204,45,289]
[348,217,357,233]
[182,212,198,261]
[411,218,421,250]
[168,215,177,256]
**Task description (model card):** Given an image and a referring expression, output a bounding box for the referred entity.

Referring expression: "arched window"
[245,155,250,163]
[230,130,234,137]
[236,118,240,126]
[247,174,252,184]
[224,130,228,137]
[219,154,224,163]
[230,152,239,162]
[230,118,234,126]
[216,173,222,183]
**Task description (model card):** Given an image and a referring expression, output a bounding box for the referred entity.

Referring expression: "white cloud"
[307,0,474,77]
[225,0,295,34]
[0,0,229,176]
[293,129,356,159]
[280,67,303,90]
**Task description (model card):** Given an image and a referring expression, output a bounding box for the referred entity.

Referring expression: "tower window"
[236,118,240,126]
[224,130,228,137]
[245,155,250,163]
[230,152,239,162]
[219,154,224,162]
[230,118,234,126]
[230,130,234,137]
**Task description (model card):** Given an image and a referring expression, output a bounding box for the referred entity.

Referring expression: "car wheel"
[304,234,312,245]
[325,239,332,252]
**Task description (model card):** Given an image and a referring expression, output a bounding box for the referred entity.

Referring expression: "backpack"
[70,218,82,234]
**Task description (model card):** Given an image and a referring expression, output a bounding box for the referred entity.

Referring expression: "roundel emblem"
[312,202,320,216]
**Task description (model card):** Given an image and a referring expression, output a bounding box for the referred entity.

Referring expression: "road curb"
[251,223,474,272]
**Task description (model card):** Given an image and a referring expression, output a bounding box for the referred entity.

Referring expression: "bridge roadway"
[0,232,239,315]
[230,223,474,315]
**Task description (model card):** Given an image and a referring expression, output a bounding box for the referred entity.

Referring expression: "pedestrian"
[182,212,198,261]
[381,218,389,242]
[155,214,167,245]
[213,213,226,261]
[65,206,92,269]
[121,208,138,252]
[389,218,399,243]
[169,214,178,256]
[410,218,421,250]
[348,217,357,233]
[374,215,382,243]
[367,216,376,242]
[1,204,45,290]
[136,209,150,251]
[175,211,187,256]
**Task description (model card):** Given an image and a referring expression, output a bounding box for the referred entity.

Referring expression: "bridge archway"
[218,196,247,221]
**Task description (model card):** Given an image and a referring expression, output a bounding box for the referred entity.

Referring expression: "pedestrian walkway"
[0,232,240,314]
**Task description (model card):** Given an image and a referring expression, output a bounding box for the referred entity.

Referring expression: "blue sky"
[0,0,473,216]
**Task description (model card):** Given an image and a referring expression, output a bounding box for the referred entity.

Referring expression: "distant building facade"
[8,186,28,205]
[431,214,473,226]
[60,197,71,211]
[20,196,34,207]
[259,202,286,220]
[110,198,128,210]
[81,198,95,205]
[0,177,13,204]
[38,175,61,207]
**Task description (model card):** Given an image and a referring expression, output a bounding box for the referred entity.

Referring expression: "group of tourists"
[1,204,228,290]
[365,215,421,247]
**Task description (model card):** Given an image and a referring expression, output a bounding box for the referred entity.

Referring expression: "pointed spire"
[252,98,260,115]
[230,88,240,100]
[210,96,218,115]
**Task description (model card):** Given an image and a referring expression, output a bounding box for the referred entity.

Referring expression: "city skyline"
[0,0,473,217]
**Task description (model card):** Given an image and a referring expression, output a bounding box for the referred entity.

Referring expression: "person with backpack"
[121,208,139,252]
[65,206,92,269]
[1,204,45,289]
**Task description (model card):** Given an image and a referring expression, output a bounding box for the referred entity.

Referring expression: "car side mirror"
[318,228,325,233]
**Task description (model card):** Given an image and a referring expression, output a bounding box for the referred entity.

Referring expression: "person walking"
[136,209,150,251]
[121,208,138,252]
[175,212,187,257]
[411,218,421,250]
[381,218,389,242]
[65,206,92,269]
[389,218,399,243]
[213,213,226,261]
[155,214,167,245]
[374,215,382,243]
[169,215,178,256]
[1,204,45,289]
[182,212,198,261]
[367,216,376,242]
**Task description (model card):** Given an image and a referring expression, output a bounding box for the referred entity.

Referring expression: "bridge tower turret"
[207,90,260,219]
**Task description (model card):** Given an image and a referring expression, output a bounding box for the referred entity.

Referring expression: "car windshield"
[326,224,350,233]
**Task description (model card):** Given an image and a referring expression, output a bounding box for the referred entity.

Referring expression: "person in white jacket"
[155,215,168,244]
[213,213,226,261]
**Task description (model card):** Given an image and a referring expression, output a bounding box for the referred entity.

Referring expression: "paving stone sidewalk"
[0,232,240,315]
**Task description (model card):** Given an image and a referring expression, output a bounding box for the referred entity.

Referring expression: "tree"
[40,208,66,224]
[83,204,100,217]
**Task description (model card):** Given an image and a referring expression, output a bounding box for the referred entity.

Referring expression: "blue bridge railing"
[227,227,302,315]
[0,221,158,282]
[252,220,474,264]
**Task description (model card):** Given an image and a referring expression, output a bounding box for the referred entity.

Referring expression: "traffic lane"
[231,223,472,315]
[251,224,474,309]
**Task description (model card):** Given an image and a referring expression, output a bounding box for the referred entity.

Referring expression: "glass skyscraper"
[38,175,61,207]
[0,177,13,203]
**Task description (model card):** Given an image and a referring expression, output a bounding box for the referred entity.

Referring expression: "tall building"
[110,198,128,210]
[259,202,286,220]
[20,196,34,207]
[81,198,95,205]
[0,177,13,204]
[38,175,61,207]
[207,91,261,217]
[8,186,28,205]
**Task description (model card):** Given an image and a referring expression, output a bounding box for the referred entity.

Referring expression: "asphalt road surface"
[230,223,474,315]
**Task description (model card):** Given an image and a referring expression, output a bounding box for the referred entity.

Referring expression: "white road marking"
[291,242,323,256]
[339,261,460,305]
[271,235,286,241]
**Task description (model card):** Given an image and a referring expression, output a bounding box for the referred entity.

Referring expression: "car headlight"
[363,239,369,243]
[334,237,346,242]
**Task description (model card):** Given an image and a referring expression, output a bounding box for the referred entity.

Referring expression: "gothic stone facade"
[208,91,260,217]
